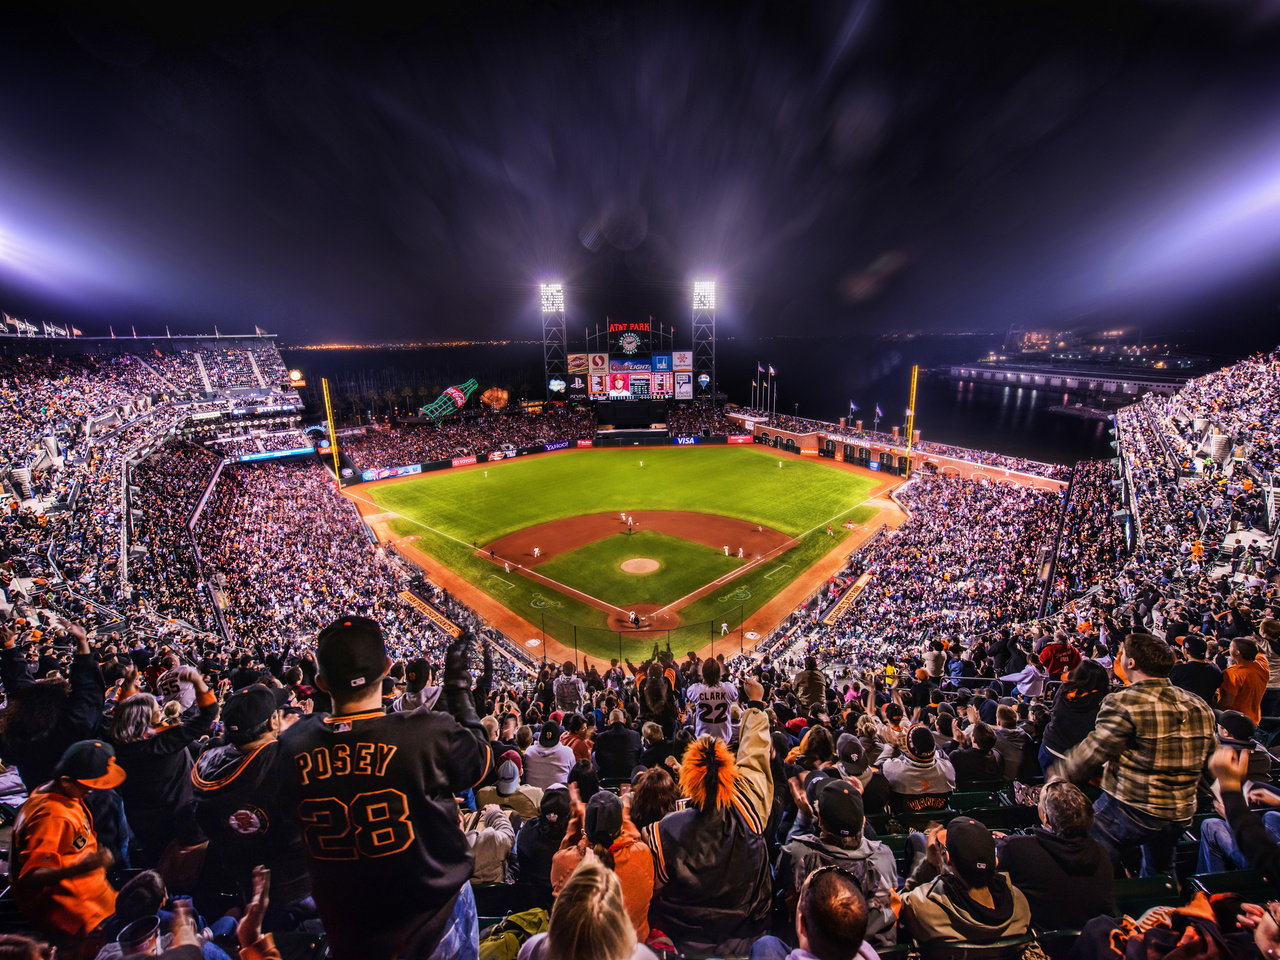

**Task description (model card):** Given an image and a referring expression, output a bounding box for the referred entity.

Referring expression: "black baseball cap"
[584,791,623,845]
[836,733,868,778]
[406,658,431,693]
[54,740,126,790]
[1218,710,1257,748]
[945,816,997,886]
[540,786,571,825]
[816,779,864,838]
[222,685,278,734]
[539,720,562,748]
[316,616,387,690]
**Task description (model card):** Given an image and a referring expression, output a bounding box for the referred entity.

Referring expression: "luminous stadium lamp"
[540,283,565,313]
[693,280,716,310]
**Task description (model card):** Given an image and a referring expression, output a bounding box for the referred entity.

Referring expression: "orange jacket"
[550,803,655,941]
[12,788,116,936]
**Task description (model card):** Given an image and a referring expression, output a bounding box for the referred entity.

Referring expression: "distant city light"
[693,280,716,310]
[540,283,564,313]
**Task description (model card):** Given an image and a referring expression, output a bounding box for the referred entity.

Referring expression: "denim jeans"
[416,881,478,960]
[1196,812,1280,875]
[750,935,793,960]
[1091,792,1191,879]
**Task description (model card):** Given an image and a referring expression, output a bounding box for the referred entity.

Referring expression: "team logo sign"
[617,333,642,355]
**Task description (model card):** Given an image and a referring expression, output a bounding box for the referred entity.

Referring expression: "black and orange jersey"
[277,706,490,960]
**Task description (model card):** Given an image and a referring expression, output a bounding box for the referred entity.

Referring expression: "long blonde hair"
[545,855,636,960]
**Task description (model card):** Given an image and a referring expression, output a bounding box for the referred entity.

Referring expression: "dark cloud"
[1,2,1279,346]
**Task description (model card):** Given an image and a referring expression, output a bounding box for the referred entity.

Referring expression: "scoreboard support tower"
[692,280,716,405]
[541,283,567,402]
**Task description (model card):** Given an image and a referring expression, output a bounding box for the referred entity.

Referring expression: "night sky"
[4,2,1280,348]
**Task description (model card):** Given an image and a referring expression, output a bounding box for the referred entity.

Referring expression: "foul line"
[345,490,631,617]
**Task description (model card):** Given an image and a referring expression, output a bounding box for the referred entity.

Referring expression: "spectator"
[901,817,1032,945]
[110,664,218,866]
[881,724,956,812]
[641,677,773,956]
[750,866,877,960]
[995,781,1115,929]
[946,722,1004,788]
[10,740,123,943]
[517,855,657,960]
[776,779,899,948]
[476,750,543,820]
[525,721,575,790]
[550,788,654,940]
[515,787,571,891]
[463,804,516,884]
[191,684,311,914]
[793,657,827,709]
[554,662,586,714]
[593,709,643,780]
[1218,637,1270,724]
[1057,633,1215,878]
[1168,635,1222,707]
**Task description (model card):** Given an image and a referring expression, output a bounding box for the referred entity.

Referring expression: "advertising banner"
[398,591,464,638]
[589,353,609,375]
[452,455,477,467]
[673,350,693,371]
[672,435,700,445]
[567,353,589,376]
[566,373,589,399]
[607,373,632,397]
[652,353,672,372]
[651,373,673,397]
[609,357,651,373]
[237,447,314,462]
[576,440,594,448]
[360,463,423,481]
[674,371,693,399]
[544,440,571,452]
[728,435,752,444]
[548,376,567,399]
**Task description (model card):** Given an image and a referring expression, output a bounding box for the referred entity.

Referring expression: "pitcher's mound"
[621,558,660,574]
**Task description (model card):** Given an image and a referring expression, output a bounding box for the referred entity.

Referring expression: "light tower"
[692,280,716,405]
[540,283,567,402]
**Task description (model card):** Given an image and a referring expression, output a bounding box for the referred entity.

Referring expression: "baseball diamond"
[348,445,899,664]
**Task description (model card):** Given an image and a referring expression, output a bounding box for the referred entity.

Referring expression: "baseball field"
[355,446,880,661]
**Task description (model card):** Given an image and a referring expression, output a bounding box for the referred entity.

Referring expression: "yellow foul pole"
[905,364,918,476]
[322,377,342,484]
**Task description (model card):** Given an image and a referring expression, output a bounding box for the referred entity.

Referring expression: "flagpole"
[905,364,919,478]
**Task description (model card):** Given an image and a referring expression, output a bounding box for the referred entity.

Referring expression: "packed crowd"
[803,475,1064,667]
[342,407,597,471]
[201,349,263,390]
[665,404,750,436]
[1174,349,1280,477]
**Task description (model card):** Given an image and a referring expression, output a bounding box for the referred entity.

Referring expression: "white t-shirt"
[686,681,736,741]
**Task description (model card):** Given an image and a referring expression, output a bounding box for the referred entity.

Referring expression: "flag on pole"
[752,380,757,388]
[71,326,82,336]
[849,401,859,412]
[110,327,116,338]
[166,326,171,338]
[758,362,764,373]
[131,326,137,338]
[3,313,16,328]
[905,408,913,417]
[875,404,883,418]
[768,365,776,376]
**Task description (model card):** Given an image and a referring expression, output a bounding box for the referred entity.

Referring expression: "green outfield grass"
[535,530,741,608]
[363,447,879,660]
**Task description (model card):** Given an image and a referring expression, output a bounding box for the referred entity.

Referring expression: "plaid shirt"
[1060,677,1214,821]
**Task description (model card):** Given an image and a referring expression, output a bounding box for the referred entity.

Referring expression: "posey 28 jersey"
[686,681,737,741]
[279,707,489,960]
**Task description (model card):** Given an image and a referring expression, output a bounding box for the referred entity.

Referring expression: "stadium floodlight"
[540,283,565,313]
[693,280,716,310]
